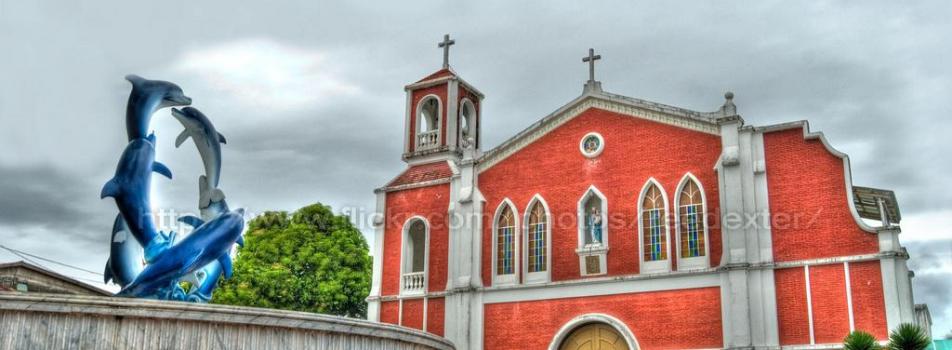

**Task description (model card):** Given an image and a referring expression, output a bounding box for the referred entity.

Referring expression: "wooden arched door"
[558,323,631,350]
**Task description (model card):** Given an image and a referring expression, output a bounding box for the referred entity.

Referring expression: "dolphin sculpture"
[117,209,246,298]
[170,107,227,208]
[125,75,192,141]
[100,136,174,262]
[185,197,231,302]
[103,214,144,287]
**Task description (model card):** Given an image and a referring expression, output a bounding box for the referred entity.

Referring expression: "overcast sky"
[1,0,949,336]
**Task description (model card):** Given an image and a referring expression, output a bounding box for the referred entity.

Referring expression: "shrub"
[844,330,880,350]
[888,323,931,350]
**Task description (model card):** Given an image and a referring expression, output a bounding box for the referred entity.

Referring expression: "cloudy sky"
[1,1,949,336]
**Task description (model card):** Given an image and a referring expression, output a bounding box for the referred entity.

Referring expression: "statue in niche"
[587,206,603,245]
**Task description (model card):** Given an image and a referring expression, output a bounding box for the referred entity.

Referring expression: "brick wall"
[479,108,723,285]
[402,298,425,330]
[380,300,399,326]
[810,264,851,343]
[483,287,723,350]
[381,184,450,297]
[849,261,888,339]
[775,262,888,345]
[775,267,811,345]
[763,128,879,262]
[427,297,445,336]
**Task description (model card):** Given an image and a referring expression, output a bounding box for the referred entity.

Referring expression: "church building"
[366,36,928,350]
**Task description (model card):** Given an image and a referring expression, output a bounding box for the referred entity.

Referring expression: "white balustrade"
[401,272,426,294]
[417,130,439,150]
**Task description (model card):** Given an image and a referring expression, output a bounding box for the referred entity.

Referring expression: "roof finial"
[438,34,455,69]
[720,91,737,116]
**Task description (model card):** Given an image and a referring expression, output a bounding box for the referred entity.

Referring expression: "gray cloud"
[0,0,950,333]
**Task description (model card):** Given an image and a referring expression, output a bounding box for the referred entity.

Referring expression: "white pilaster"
[367,190,387,322]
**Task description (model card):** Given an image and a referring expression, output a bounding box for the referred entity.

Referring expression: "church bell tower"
[402,34,484,164]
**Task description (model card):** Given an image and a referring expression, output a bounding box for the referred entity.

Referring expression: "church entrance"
[558,323,631,350]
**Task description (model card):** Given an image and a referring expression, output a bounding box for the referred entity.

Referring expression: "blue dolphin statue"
[117,209,246,298]
[103,214,144,287]
[101,137,174,262]
[171,107,227,208]
[186,197,231,302]
[125,74,192,141]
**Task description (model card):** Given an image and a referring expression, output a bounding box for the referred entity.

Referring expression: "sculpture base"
[0,292,454,350]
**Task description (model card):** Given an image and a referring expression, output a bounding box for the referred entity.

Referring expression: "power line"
[0,245,103,277]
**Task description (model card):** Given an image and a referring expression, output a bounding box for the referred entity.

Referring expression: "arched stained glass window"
[496,206,516,276]
[527,202,547,273]
[678,179,706,258]
[641,184,668,262]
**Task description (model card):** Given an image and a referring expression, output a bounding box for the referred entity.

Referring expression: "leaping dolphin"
[103,214,144,287]
[125,75,192,141]
[170,107,226,208]
[100,137,174,262]
[117,209,246,298]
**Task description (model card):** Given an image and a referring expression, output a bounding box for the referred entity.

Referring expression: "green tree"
[844,330,881,350]
[887,323,931,350]
[212,204,372,318]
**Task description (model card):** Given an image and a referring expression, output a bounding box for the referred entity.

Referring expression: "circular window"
[579,132,604,158]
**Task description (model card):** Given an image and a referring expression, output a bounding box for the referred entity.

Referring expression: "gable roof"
[0,260,111,296]
[382,161,454,191]
[477,86,732,172]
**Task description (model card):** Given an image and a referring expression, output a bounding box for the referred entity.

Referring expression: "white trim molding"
[523,194,553,284]
[548,313,640,350]
[400,216,430,296]
[491,198,520,286]
[638,178,672,274]
[674,173,711,270]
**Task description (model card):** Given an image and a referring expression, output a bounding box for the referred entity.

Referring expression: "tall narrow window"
[641,184,668,262]
[416,96,441,150]
[401,218,427,295]
[678,179,706,258]
[527,202,547,273]
[496,206,516,276]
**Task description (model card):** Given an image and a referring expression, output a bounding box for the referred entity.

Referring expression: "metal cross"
[438,34,455,69]
[582,48,601,82]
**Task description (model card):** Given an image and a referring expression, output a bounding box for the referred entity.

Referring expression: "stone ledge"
[0,292,454,350]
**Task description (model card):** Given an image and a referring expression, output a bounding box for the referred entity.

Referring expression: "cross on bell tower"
[581,48,603,92]
[438,34,455,69]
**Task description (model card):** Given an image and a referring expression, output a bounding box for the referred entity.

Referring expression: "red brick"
[402,298,425,330]
[380,301,399,326]
[849,261,888,339]
[775,267,810,345]
[381,184,450,296]
[763,128,879,262]
[810,264,850,343]
[479,108,723,285]
[427,297,446,336]
[482,287,723,350]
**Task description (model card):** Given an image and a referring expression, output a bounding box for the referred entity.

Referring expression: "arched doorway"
[558,323,630,350]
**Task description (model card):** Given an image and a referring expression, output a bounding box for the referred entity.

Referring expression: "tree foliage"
[212,204,372,318]
[844,330,881,350]
[887,323,931,350]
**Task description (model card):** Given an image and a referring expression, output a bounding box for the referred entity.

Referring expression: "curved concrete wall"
[0,292,454,350]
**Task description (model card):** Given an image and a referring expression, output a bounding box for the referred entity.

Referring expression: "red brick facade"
[371,68,908,350]
[483,288,723,350]
[763,128,879,262]
[479,108,723,285]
